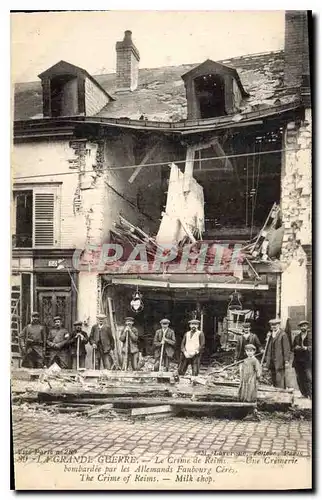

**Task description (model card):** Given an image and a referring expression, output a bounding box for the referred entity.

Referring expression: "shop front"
[100,272,279,361]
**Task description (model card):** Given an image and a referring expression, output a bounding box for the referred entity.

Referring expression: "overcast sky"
[11,10,285,83]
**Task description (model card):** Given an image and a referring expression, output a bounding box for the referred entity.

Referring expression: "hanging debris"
[242,203,283,263]
[156,163,205,246]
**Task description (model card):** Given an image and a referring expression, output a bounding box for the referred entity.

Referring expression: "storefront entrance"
[35,269,76,332]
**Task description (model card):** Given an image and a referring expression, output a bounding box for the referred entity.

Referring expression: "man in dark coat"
[292,320,312,398]
[18,312,46,368]
[69,320,89,370]
[235,321,262,362]
[265,318,291,389]
[46,316,71,369]
[120,317,139,371]
[178,319,205,377]
[89,314,115,370]
[153,318,176,371]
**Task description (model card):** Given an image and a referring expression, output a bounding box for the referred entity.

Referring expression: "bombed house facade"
[12,12,311,363]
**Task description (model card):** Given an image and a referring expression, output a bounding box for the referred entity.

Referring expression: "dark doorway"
[194,74,226,118]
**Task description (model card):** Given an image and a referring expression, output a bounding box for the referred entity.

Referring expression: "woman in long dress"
[238,343,262,402]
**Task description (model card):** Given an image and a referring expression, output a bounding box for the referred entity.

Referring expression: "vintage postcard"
[11,10,312,490]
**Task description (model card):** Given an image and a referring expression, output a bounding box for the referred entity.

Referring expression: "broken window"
[194,74,226,118]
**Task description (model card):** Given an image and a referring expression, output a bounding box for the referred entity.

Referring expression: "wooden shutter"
[33,192,55,247]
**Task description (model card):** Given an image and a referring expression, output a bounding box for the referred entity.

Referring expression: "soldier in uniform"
[265,318,291,389]
[235,321,262,362]
[46,316,71,369]
[120,317,139,371]
[292,320,312,398]
[18,312,46,368]
[89,314,115,370]
[178,319,205,376]
[153,318,176,371]
[69,320,89,370]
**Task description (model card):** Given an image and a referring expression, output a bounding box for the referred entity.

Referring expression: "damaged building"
[12,11,311,365]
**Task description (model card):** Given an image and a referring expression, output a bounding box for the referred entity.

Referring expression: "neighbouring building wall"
[78,271,99,325]
[12,139,106,249]
[85,77,110,116]
[280,108,312,326]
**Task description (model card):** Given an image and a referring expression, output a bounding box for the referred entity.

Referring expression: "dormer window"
[38,60,114,118]
[182,59,249,120]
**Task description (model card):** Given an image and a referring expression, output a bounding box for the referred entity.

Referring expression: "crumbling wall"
[280,108,311,324]
[102,133,172,241]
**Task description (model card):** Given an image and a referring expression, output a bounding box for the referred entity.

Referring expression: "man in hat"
[68,320,89,370]
[89,314,115,370]
[292,320,312,398]
[235,321,262,362]
[46,316,71,369]
[178,319,205,376]
[120,317,139,371]
[153,319,176,371]
[265,318,291,389]
[18,312,46,368]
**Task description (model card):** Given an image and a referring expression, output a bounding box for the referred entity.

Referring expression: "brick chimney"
[115,30,140,92]
[284,11,310,88]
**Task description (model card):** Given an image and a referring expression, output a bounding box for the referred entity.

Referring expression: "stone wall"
[280,108,312,324]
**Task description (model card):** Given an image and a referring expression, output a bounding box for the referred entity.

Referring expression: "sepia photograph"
[10,9,312,490]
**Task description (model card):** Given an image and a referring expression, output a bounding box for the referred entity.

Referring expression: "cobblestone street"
[12,409,312,459]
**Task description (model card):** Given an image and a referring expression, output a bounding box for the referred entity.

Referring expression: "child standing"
[238,343,262,402]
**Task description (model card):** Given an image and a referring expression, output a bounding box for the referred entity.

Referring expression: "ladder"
[11,287,21,354]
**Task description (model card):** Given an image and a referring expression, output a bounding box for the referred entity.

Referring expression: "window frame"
[13,183,61,249]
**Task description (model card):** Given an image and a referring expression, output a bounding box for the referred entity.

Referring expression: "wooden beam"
[210,140,233,171]
[87,403,114,416]
[178,217,196,243]
[128,141,160,183]
[183,146,195,193]
[131,404,173,416]
[184,136,233,175]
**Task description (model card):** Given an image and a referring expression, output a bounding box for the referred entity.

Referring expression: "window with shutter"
[33,192,55,247]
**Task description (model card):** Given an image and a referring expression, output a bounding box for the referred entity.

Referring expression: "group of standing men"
[235,317,312,398]
[17,311,311,398]
[18,313,205,376]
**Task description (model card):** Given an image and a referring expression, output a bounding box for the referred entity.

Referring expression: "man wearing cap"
[235,321,262,362]
[153,319,176,371]
[265,318,291,389]
[46,316,71,369]
[18,312,46,368]
[178,319,205,376]
[120,317,139,371]
[68,320,89,370]
[89,314,115,370]
[292,320,312,398]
